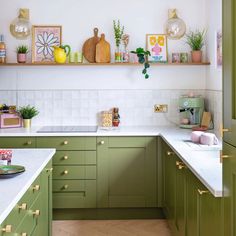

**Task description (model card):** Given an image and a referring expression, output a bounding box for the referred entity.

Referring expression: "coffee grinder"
[179,96,204,129]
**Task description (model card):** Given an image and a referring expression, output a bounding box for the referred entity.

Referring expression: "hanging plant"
[131,47,151,79]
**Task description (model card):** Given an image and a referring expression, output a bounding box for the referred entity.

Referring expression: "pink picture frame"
[32,25,62,63]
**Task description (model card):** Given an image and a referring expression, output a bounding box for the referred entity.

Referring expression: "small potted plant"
[16,45,29,63]
[18,105,39,128]
[185,29,206,63]
[131,47,151,79]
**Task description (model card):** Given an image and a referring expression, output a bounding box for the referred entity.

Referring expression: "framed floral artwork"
[146,34,168,62]
[32,25,62,63]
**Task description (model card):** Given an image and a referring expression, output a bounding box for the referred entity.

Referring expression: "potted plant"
[131,47,151,79]
[113,20,124,62]
[16,45,29,63]
[18,105,39,128]
[185,29,206,63]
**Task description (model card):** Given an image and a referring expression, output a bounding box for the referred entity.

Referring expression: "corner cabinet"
[97,137,157,208]
[161,138,223,236]
[0,161,53,236]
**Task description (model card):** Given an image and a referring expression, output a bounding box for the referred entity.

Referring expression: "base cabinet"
[97,137,157,208]
[0,161,52,236]
[162,138,222,236]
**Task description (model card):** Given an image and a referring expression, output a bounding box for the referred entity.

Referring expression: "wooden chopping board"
[95,34,111,63]
[201,111,212,128]
[82,28,100,63]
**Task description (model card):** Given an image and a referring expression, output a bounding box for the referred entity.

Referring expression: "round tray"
[0,165,25,178]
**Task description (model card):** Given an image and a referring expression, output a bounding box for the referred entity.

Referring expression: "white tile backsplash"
[0,89,222,130]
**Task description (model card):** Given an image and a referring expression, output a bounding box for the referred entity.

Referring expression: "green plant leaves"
[185,29,206,51]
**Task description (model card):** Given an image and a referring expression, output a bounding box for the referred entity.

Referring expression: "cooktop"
[37,126,97,133]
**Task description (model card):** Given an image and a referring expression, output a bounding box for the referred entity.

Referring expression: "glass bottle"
[115,46,122,63]
[0,35,6,63]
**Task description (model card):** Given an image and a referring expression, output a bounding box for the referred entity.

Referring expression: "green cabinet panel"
[36,137,96,150]
[53,179,88,192]
[53,151,96,165]
[0,137,36,148]
[97,137,157,208]
[53,180,96,208]
[52,165,96,180]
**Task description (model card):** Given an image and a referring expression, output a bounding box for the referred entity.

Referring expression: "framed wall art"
[32,25,62,63]
[146,34,168,62]
[216,30,222,68]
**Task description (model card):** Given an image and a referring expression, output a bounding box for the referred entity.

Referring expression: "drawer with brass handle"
[53,180,90,192]
[0,137,36,148]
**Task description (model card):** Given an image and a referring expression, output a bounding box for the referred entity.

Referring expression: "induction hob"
[37,126,97,133]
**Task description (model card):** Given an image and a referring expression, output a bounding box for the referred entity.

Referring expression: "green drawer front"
[53,180,86,192]
[108,137,151,148]
[16,194,41,236]
[0,137,36,148]
[36,137,96,150]
[52,166,96,180]
[53,180,96,208]
[53,151,96,165]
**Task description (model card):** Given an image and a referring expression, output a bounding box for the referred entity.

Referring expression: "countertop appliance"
[37,126,97,133]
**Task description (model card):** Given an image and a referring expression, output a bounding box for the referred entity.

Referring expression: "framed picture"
[146,34,168,62]
[216,30,222,68]
[32,25,62,63]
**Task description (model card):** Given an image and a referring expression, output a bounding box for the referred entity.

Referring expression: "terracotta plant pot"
[17,53,27,63]
[191,51,202,63]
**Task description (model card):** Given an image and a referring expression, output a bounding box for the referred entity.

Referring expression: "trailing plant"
[113,20,124,47]
[131,47,151,79]
[185,29,206,51]
[18,105,39,119]
[16,45,29,54]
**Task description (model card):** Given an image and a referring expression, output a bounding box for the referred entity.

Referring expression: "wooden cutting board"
[82,28,100,63]
[201,111,212,128]
[95,34,111,63]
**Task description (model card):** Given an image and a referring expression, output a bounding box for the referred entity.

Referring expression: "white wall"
[0,0,207,90]
[206,0,222,90]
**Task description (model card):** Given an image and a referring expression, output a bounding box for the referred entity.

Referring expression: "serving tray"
[0,165,25,178]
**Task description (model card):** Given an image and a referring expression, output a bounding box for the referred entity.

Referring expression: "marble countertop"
[0,125,222,197]
[0,149,55,225]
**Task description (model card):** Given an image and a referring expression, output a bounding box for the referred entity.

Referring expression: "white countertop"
[0,125,222,198]
[0,149,55,225]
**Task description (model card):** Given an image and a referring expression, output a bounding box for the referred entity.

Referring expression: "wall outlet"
[154,104,168,113]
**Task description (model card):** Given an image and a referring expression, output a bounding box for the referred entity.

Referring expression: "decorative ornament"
[10,9,31,39]
[165,9,186,40]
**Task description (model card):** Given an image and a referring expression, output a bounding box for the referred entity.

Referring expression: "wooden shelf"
[0,62,210,67]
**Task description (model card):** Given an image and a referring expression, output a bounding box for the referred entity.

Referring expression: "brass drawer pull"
[220,151,230,163]
[63,155,69,160]
[198,189,209,195]
[32,210,40,217]
[63,170,69,175]
[32,185,40,191]
[63,140,68,145]
[167,151,174,156]
[100,140,105,145]
[176,161,182,166]
[1,225,12,233]
[46,168,53,172]
[18,203,27,210]
[219,125,230,137]
[26,141,32,145]
[21,233,27,236]
[63,184,69,189]
[178,164,186,170]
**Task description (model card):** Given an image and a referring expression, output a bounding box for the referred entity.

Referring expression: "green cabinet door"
[223,142,236,236]
[97,137,157,208]
[223,0,236,146]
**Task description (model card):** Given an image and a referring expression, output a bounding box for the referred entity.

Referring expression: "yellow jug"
[53,45,71,64]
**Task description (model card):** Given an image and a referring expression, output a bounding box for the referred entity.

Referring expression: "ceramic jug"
[53,45,71,63]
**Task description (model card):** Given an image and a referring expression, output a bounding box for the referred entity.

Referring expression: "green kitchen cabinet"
[97,137,157,208]
[0,137,36,148]
[223,0,236,146]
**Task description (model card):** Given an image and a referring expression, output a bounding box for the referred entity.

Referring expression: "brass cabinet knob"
[32,210,40,217]
[100,141,105,145]
[63,170,69,175]
[18,203,27,210]
[167,151,174,156]
[219,125,230,137]
[21,233,27,236]
[1,225,12,233]
[176,161,181,166]
[46,167,53,172]
[178,164,186,170]
[198,189,209,195]
[32,185,40,191]
[63,140,68,145]
[63,184,69,189]
[63,155,69,160]
[26,141,32,145]
[220,151,230,163]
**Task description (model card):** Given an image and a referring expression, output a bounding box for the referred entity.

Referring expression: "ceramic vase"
[17,53,27,63]
[23,119,31,128]
[191,51,202,63]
